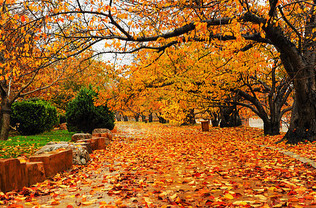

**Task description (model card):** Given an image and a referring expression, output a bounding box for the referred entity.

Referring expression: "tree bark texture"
[220,105,242,128]
[0,98,12,140]
[148,113,153,122]
[262,15,316,143]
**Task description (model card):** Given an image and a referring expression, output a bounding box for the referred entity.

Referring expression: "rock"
[80,158,86,164]
[71,133,92,142]
[91,137,108,149]
[92,128,113,140]
[30,149,73,177]
[0,159,28,193]
[75,142,92,153]
[26,162,46,186]
[35,142,90,165]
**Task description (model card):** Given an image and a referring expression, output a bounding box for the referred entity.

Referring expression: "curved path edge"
[259,145,316,168]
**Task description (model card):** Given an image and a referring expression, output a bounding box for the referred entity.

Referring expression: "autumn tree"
[0,0,96,140]
[233,61,293,135]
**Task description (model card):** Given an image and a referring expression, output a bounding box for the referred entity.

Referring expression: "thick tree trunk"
[263,120,280,135]
[220,105,242,128]
[278,52,316,143]
[284,88,316,144]
[0,99,12,140]
[261,13,316,143]
[211,119,220,127]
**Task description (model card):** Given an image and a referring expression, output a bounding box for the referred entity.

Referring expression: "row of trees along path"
[1,0,315,144]
[3,122,316,207]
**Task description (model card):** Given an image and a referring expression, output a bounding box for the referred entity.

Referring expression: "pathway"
[2,122,316,207]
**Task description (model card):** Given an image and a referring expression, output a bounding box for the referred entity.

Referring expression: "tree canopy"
[1,0,315,143]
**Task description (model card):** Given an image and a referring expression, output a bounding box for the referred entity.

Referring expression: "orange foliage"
[110,41,292,124]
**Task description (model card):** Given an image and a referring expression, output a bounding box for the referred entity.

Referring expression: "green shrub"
[66,86,115,133]
[11,100,58,135]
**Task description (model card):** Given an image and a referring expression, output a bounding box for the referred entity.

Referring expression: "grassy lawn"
[0,130,75,159]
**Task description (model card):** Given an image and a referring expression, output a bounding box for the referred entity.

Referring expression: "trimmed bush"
[11,100,58,135]
[66,86,115,133]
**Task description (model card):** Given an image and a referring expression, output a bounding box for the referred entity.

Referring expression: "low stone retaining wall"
[29,149,73,178]
[0,128,114,193]
[0,158,27,193]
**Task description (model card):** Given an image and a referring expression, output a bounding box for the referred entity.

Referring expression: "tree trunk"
[209,110,220,127]
[0,99,12,140]
[261,15,316,143]
[220,105,242,128]
[123,116,128,121]
[134,113,140,122]
[211,119,220,127]
[277,48,316,143]
[263,120,280,135]
[148,113,153,122]
[187,109,196,124]
[284,88,316,144]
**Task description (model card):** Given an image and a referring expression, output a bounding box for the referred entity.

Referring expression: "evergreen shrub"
[11,100,58,135]
[66,86,115,133]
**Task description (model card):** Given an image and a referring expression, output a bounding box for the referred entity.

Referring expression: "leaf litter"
[1,122,316,207]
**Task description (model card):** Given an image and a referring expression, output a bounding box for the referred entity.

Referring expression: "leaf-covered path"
[2,122,316,207]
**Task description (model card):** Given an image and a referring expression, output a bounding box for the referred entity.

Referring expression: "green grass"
[0,130,75,159]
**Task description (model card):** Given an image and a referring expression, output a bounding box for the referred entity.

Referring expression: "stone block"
[0,158,28,193]
[104,137,111,146]
[91,137,108,149]
[71,133,92,142]
[92,128,113,140]
[90,139,98,150]
[26,162,46,186]
[36,142,90,165]
[29,149,73,178]
[77,139,97,151]
[75,142,92,153]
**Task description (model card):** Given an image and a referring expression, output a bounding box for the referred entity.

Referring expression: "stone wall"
[0,128,114,193]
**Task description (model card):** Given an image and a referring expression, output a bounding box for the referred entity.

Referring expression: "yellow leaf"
[82,201,94,205]
[233,201,248,205]
[224,193,234,200]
